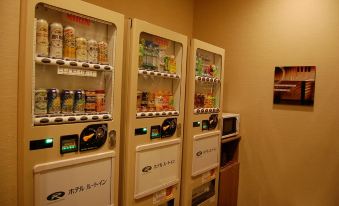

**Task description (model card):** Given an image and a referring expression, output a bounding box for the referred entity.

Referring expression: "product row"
[36,19,109,64]
[139,38,177,73]
[34,88,106,115]
[194,93,217,109]
[137,90,175,112]
[196,55,219,78]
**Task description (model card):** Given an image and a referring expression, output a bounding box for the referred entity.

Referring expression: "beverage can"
[63,26,76,60]
[87,39,98,63]
[85,90,96,113]
[95,90,105,112]
[36,19,49,57]
[76,37,88,62]
[98,41,108,64]
[47,88,60,114]
[34,88,47,115]
[73,89,85,113]
[49,22,63,59]
[61,89,74,113]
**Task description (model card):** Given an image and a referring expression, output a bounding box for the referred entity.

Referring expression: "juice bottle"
[168,91,174,110]
[137,90,142,112]
[152,43,159,71]
[204,93,210,108]
[196,56,203,76]
[194,93,199,109]
[210,65,217,77]
[158,45,167,72]
[148,91,156,112]
[141,91,148,112]
[168,55,176,74]
[139,39,145,68]
[162,90,170,111]
[211,95,216,108]
[155,90,164,112]
[206,93,213,108]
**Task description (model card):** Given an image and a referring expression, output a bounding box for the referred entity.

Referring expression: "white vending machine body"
[181,39,225,206]
[122,19,187,206]
[18,1,124,205]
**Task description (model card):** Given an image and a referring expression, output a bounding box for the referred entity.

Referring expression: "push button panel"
[80,124,108,151]
[200,114,219,131]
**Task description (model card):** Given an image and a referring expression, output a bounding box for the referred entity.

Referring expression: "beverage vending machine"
[181,39,225,206]
[122,19,187,206]
[18,0,124,205]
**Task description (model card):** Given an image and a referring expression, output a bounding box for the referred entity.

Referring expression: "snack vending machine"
[18,0,124,205]
[181,39,224,206]
[122,19,187,206]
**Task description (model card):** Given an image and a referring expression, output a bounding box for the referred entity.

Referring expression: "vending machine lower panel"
[34,151,115,206]
[192,131,220,177]
[134,139,181,199]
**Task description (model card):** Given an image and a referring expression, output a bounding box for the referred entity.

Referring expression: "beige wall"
[194,0,339,205]
[0,0,20,205]
[3,0,338,205]
[83,0,194,37]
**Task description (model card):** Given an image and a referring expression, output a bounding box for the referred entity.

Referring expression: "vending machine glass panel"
[137,32,182,118]
[194,49,222,114]
[33,3,117,125]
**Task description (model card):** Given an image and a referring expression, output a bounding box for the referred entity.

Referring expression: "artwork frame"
[273,66,316,106]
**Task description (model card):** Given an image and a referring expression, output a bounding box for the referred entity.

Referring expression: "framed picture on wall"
[273,66,316,106]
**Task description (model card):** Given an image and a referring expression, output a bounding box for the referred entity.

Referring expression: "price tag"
[57,67,97,77]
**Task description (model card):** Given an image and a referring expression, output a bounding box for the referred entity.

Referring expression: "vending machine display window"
[194,49,222,114]
[136,32,183,118]
[33,3,117,125]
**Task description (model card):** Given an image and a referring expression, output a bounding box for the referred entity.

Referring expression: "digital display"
[150,125,161,139]
[60,134,78,154]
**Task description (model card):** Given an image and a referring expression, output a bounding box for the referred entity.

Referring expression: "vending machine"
[121,19,187,206]
[18,0,124,205]
[181,39,225,206]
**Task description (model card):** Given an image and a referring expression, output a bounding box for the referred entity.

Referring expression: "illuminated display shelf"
[136,110,179,118]
[35,56,113,71]
[194,108,220,114]
[138,69,180,79]
[34,113,112,126]
[195,75,220,83]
